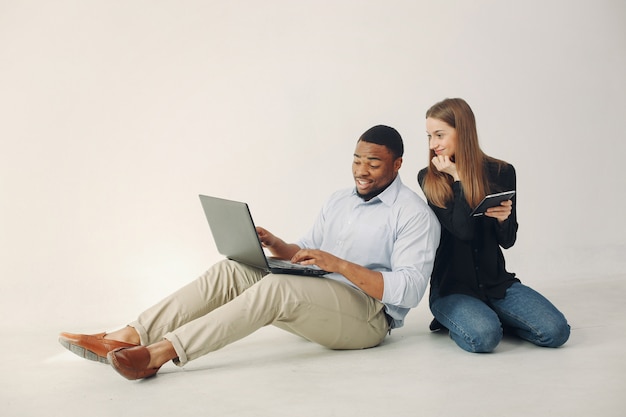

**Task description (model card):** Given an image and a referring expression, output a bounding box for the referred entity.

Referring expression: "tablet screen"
[470,190,516,217]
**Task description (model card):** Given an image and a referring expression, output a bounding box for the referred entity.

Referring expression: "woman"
[417,98,570,353]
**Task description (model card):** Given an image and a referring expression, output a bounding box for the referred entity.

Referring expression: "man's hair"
[358,125,404,159]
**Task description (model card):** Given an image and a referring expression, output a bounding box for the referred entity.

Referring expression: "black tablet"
[470,190,516,217]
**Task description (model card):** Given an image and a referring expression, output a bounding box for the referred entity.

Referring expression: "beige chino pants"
[130,260,389,366]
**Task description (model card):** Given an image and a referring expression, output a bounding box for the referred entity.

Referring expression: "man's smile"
[355,178,373,190]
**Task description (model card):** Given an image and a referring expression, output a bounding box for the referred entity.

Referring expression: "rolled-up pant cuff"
[128,321,149,346]
[129,321,188,367]
[164,332,188,366]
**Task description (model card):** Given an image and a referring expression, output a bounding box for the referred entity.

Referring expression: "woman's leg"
[489,282,570,348]
[430,293,503,353]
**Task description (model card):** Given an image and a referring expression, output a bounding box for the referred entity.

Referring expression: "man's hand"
[256,226,278,249]
[484,200,513,223]
[256,226,301,260]
[291,249,343,273]
[431,155,460,181]
[292,249,384,300]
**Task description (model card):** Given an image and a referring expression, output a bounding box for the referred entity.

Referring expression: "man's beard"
[356,188,381,201]
[355,180,393,201]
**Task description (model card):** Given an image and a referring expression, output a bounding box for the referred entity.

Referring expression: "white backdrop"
[1,0,625,328]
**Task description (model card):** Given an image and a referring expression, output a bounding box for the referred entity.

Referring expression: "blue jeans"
[430,283,570,353]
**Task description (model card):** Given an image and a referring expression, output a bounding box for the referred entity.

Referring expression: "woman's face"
[426,117,457,159]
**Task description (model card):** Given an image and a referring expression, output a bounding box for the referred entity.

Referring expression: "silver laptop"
[199,195,328,276]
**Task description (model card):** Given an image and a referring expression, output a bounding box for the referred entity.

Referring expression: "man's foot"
[108,346,161,380]
[58,332,139,364]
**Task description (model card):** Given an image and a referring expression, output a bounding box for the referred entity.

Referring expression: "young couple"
[59,98,569,380]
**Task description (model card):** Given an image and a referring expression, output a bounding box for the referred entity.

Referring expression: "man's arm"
[256,227,301,260]
[258,226,384,298]
[291,249,384,300]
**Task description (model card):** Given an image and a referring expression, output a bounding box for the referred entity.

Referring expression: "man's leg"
[489,282,570,348]
[430,293,503,353]
[130,259,267,346]
[271,276,389,350]
[164,274,389,366]
[59,259,266,364]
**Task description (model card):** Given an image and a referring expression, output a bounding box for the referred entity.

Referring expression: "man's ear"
[394,157,403,172]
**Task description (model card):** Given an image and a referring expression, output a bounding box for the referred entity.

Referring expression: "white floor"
[3,274,624,417]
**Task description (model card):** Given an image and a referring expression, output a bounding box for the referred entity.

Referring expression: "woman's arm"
[489,163,518,248]
[418,168,476,241]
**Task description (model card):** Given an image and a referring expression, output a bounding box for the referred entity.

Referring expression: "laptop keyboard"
[269,258,309,270]
[267,258,327,275]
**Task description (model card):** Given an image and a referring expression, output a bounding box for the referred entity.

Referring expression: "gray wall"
[1,0,624,326]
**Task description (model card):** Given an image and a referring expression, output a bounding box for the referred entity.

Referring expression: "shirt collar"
[352,174,402,206]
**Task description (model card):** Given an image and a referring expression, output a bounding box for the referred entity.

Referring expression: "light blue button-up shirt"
[297,175,440,328]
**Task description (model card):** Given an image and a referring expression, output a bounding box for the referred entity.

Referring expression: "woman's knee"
[534,319,571,348]
[453,324,503,353]
[445,313,502,353]
[432,294,503,353]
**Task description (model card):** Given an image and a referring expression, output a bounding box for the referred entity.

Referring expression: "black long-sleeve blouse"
[417,161,520,301]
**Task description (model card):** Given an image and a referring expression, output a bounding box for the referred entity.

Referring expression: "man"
[59,125,440,380]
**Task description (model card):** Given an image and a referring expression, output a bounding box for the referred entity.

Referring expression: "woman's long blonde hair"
[422,98,503,209]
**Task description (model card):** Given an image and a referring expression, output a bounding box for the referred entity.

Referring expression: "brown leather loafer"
[108,346,161,380]
[58,332,138,364]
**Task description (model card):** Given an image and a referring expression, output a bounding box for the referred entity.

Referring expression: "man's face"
[352,140,402,201]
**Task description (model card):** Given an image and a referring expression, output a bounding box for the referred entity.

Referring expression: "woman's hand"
[485,200,513,223]
[431,155,460,181]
